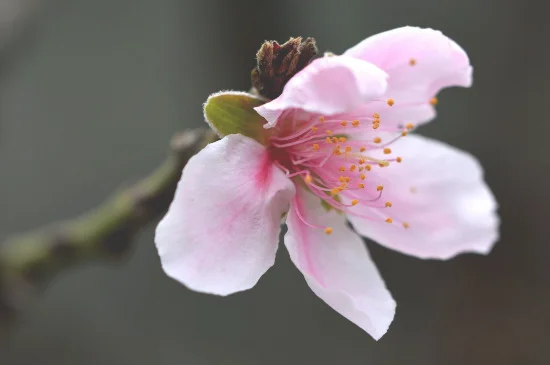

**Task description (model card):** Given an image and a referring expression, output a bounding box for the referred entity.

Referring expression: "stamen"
[406,123,415,130]
[365,165,372,171]
[325,137,333,144]
[345,146,352,153]
[385,218,393,223]
[372,113,380,119]
[324,227,333,235]
[349,164,357,172]
[396,157,402,163]
[377,185,384,191]
[374,137,382,144]
[338,166,346,172]
[385,201,392,207]
[360,147,366,152]
[430,97,438,106]
[340,120,348,127]
[319,116,325,123]
[383,148,392,154]
[311,126,318,132]
[360,173,366,180]
[326,129,333,136]
[373,123,380,130]
[409,58,417,66]
[312,143,320,151]
[402,130,408,136]
[351,199,359,206]
[403,222,410,229]
[387,98,395,106]
[338,137,347,143]
[358,183,365,189]
[304,175,312,184]
[352,120,360,127]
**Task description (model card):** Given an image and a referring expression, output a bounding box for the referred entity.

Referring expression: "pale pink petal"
[348,135,499,260]
[284,187,395,339]
[155,134,295,296]
[255,56,388,128]
[344,26,472,127]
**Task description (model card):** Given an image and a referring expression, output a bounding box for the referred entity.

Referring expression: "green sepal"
[203,91,269,145]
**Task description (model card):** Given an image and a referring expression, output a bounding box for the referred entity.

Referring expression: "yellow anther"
[406,123,415,130]
[409,58,417,66]
[349,165,357,172]
[338,166,346,172]
[358,158,366,165]
[430,97,438,106]
[351,120,360,127]
[379,163,388,167]
[385,218,393,223]
[312,143,320,151]
[385,201,393,208]
[403,222,410,229]
[330,188,340,196]
[373,137,382,143]
[351,199,359,206]
[372,112,380,119]
[326,137,333,144]
[311,127,318,132]
[358,183,365,189]
[319,116,326,123]
[365,165,372,171]
[396,157,402,163]
[360,147,366,152]
[387,98,395,106]
[333,147,342,156]
[373,123,380,130]
[305,175,312,184]
[324,227,333,235]
[402,130,408,136]
[338,137,347,143]
[377,185,384,191]
[383,148,392,154]
[345,146,352,153]
[340,120,348,127]
[360,173,366,180]
[332,137,339,143]
[326,129,333,136]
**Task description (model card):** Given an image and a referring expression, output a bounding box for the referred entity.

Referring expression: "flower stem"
[0,129,217,332]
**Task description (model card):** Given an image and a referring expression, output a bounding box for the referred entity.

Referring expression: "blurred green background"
[1,0,549,364]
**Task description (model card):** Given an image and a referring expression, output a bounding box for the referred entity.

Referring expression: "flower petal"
[255,56,388,128]
[344,26,472,127]
[155,134,295,296]
[348,135,499,260]
[284,187,395,339]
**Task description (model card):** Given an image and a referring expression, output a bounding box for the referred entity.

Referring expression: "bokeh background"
[1,0,549,364]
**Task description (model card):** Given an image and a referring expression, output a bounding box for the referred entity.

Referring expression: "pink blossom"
[155,27,499,339]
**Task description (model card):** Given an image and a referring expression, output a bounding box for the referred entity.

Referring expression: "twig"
[0,128,217,330]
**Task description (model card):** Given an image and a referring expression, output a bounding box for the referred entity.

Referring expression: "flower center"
[269,102,413,234]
